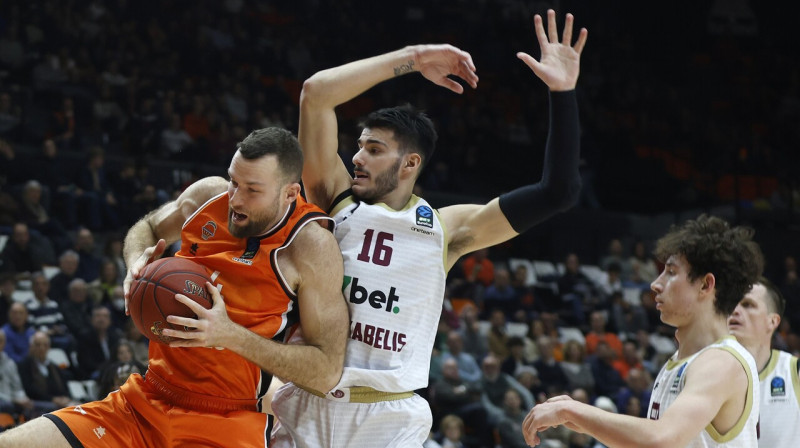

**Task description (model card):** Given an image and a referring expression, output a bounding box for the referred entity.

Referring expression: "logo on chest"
[201,221,218,240]
[415,206,433,228]
[343,276,400,314]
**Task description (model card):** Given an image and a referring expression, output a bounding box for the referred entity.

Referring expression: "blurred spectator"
[431,414,465,448]
[96,360,142,401]
[557,253,597,326]
[628,240,658,285]
[486,309,509,359]
[16,180,71,254]
[0,93,21,138]
[500,336,532,378]
[608,290,649,340]
[76,306,121,380]
[48,250,80,304]
[559,339,595,396]
[588,340,626,399]
[0,222,46,281]
[531,336,569,397]
[48,97,77,151]
[102,235,126,286]
[17,331,74,416]
[482,268,520,319]
[0,330,33,419]
[461,248,494,289]
[75,146,120,231]
[29,139,80,230]
[479,354,533,423]
[584,311,623,359]
[74,227,101,283]
[611,340,644,380]
[443,331,481,384]
[596,262,623,306]
[60,278,92,337]
[494,389,529,448]
[2,303,34,364]
[25,272,72,352]
[160,113,194,160]
[0,273,15,326]
[599,239,631,281]
[88,258,120,306]
[456,305,488,361]
[430,358,485,436]
[614,367,652,418]
[510,264,537,318]
[121,319,149,366]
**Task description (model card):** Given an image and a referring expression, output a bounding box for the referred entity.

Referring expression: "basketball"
[129,257,213,345]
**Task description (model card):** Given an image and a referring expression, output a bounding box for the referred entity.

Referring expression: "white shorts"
[270,383,432,448]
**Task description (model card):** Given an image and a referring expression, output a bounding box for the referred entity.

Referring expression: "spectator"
[456,305,488,361]
[16,180,71,254]
[628,240,658,285]
[88,258,119,307]
[495,388,529,448]
[121,319,149,366]
[0,273,15,326]
[430,358,484,432]
[74,227,101,283]
[500,336,533,377]
[17,331,74,416]
[557,253,597,326]
[479,354,533,423]
[433,414,465,448]
[559,339,595,395]
[531,336,570,397]
[160,113,194,160]
[600,238,631,281]
[29,139,80,230]
[2,303,34,364]
[0,330,33,418]
[608,290,649,340]
[588,340,626,399]
[487,309,509,359]
[584,311,623,358]
[74,146,119,231]
[0,222,44,281]
[482,268,520,318]
[614,367,652,418]
[95,361,143,403]
[48,250,80,304]
[75,306,121,380]
[461,248,494,289]
[611,340,644,380]
[596,262,623,306]
[59,278,92,337]
[25,272,71,352]
[443,330,481,384]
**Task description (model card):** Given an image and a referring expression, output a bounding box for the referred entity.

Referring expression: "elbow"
[300,74,331,109]
[551,178,582,212]
[315,362,344,394]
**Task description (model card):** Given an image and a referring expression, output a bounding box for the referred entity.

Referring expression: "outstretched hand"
[517,9,588,91]
[413,44,479,94]
[162,281,237,349]
[122,238,167,315]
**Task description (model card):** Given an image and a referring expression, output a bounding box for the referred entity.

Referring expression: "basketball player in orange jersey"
[0,127,349,447]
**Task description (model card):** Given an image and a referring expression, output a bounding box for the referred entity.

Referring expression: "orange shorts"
[46,374,271,448]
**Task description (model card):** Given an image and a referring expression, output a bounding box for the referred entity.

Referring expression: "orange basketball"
[128,257,213,344]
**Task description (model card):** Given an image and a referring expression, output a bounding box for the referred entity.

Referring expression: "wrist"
[393,46,419,77]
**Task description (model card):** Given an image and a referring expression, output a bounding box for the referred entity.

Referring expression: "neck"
[675,312,729,359]
[373,184,414,211]
[739,338,772,372]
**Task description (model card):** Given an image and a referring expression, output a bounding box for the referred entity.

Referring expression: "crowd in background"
[0,1,799,446]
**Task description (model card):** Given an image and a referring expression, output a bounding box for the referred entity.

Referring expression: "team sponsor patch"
[232,257,254,265]
[771,376,786,396]
[201,221,218,240]
[415,206,433,228]
[670,363,687,393]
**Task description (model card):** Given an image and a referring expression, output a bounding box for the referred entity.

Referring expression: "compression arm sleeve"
[498,90,582,233]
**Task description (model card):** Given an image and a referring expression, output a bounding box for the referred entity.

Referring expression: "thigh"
[0,415,71,448]
[171,407,270,448]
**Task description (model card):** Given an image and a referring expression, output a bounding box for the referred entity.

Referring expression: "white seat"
[47,347,71,369]
[532,260,558,279]
[580,264,606,286]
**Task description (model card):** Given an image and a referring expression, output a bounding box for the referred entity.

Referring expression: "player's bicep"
[441,199,517,266]
[299,98,352,211]
[149,177,227,244]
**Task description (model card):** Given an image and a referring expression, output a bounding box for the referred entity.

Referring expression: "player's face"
[650,255,703,327]
[728,283,776,346]
[227,152,285,238]
[351,127,403,203]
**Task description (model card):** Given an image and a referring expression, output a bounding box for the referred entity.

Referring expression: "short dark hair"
[758,276,785,316]
[655,214,763,316]
[236,127,303,183]
[360,104,438,170]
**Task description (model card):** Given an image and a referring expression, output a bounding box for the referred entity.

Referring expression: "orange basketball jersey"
[146,192,332,412]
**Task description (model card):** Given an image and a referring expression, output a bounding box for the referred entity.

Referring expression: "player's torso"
[331,194,446,392]
[757,350,800,448]
[648,337,760,448]
[148,192,330,404]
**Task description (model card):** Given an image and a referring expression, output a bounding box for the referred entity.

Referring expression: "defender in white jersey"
[523,215,764,447]
[271,10,587,448]
[728,278,800,447]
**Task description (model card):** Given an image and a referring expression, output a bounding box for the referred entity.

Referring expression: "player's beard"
[228,201,280,238]
[353,157,402,203]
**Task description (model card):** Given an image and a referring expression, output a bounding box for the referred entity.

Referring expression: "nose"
[650,276,662,294]
[228,184,242,208]
[352,148,365,167]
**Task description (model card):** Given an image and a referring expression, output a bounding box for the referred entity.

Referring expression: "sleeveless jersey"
[648,336,759,448]
[757,350,800,448]
[147,192,331,411]
[330,194,446,393]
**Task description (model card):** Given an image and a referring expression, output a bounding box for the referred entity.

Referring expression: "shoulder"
[285,220,342,266]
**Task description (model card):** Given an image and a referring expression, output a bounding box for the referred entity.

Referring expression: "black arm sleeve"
[498,90,582,233]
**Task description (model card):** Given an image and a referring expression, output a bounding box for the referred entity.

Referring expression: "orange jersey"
[147,192,331,411]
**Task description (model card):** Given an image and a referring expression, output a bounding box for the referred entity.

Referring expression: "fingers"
[166,314,198,328]
[174,293,206,314]
[546,9,558,43]
[516,52,542,75]
[533,14,547,49]
[574,27,588,54]
[205,282,225,307]
[458,59,479,89]
[436,77,465,94]
[150,239,167,261]
[562,13,574,45]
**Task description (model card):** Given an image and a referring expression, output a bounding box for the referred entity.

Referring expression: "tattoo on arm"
[393,60,415,77]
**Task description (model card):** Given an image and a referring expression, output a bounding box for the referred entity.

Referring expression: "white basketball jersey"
[757,350,800,448]
[330,194,446,393]
[648,336,760,448]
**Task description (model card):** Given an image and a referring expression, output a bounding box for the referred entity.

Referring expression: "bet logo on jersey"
[343,276,400,314]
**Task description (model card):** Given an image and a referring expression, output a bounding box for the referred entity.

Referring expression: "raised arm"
[163,222,348,393]
[122,176,228,310]
[299,45,478,211]
[440,10,587,267]
[522,349,751,447]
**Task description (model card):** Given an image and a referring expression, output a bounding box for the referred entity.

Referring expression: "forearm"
[561,402,672,448]
[301,46,418,110]
[498,90,581,233]
[122,218,159,267]
[225,324,343,393]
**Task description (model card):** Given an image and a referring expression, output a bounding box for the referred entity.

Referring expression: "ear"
[768,313,781,332]
[284,182,301,203]
[404,153,421,170]
[700,272,716,292]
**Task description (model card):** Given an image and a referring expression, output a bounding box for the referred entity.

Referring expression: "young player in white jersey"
[728,278,800,448]
[522,215,764,448]
[270,10,588,448]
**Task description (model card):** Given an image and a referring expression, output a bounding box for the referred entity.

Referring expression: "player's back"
[757,350,800,448]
